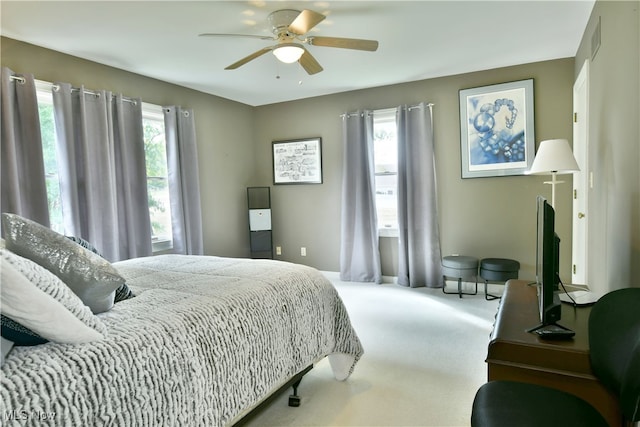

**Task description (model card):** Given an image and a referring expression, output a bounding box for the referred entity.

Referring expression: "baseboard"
[320,271,396,284]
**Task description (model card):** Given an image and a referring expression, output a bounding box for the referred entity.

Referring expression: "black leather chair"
[471,287,640,427]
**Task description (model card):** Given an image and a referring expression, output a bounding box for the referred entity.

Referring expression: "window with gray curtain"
[1,69,204,260]
[52,83,152,261]
[0,68,50,228]
[340,103,442,287]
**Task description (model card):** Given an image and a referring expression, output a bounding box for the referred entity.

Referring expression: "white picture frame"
[459,79,535,178]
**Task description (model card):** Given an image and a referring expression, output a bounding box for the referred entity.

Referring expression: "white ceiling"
[1,1,595,106]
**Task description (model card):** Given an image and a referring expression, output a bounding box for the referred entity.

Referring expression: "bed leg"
[288,377,303,407]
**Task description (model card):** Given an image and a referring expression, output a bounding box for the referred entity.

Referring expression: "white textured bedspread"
[1,255,363,426]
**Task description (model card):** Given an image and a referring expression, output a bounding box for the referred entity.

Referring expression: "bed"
[0,213,363,426]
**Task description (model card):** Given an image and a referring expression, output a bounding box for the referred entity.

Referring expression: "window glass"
[35,83,64,234]
[141,103,173,252]
[373,109,398,234]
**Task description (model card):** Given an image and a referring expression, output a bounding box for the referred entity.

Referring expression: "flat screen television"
[531,196,562,330]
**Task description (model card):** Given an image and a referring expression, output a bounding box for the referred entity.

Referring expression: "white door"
[572,60,590,285]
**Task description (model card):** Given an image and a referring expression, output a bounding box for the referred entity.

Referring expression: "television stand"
[487,280,621,426]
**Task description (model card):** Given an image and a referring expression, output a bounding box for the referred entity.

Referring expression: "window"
[36,82,64,234]
[35,82,172,252]
[373,109,398,236]
[141,103,173,252]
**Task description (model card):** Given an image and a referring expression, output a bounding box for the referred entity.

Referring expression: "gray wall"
[1,36,576,283]
[574,1,640,292]
[254,59,576,282]
[8,1,638,291]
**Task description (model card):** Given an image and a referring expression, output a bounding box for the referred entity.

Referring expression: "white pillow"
[1,248,107,344]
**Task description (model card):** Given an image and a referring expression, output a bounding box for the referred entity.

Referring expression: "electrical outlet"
[276,246,282,256]
[301,247,306,256]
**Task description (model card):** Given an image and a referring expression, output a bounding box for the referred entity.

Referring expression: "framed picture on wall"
[459,79,535,178]
[272,137,323,185]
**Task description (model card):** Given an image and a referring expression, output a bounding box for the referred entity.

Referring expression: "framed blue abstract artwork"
[459,79,535,178]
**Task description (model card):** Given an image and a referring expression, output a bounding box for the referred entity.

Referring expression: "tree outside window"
[36,88,63,233]
[142,104,173,251]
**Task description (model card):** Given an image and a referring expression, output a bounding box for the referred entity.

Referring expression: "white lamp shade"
[528,139,580,175]
[272,44,304,63]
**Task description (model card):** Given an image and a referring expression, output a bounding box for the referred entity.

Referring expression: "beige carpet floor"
[243,273,501,427]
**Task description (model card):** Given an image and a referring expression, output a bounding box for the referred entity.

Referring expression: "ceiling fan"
[199,9,379,75]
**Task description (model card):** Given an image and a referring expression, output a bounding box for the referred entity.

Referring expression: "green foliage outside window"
[38,103,64,233]
[143,118,171,240]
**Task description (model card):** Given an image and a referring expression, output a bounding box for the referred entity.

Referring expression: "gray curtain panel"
[340,110,382,283]
[163,106,203,255]
[396,103,442,288]
[52,83,152,261]
[112,94,153,259]
[0,67,50,228]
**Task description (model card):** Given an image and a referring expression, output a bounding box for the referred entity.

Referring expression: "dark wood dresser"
[486,279,621,426]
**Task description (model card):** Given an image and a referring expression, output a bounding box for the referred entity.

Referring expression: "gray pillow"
[65,235,135,303]
[2,213,125,314]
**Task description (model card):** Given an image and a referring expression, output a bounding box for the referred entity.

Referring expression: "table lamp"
[527,139,580,208]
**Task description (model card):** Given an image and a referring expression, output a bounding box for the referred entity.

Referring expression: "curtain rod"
[340,102,434,118]
[57,85,138,105]
[10,75,26,84]
[7,75,138,105]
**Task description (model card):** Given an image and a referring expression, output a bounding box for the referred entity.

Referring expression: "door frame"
[571,60,590,285]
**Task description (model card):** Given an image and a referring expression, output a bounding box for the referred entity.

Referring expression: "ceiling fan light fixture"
[273,44,304,63]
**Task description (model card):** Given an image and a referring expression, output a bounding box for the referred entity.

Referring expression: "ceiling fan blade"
[298,49,323,75]
[288,9,326,35]
[225,47,274,70]
[308,36,378,51]
[199,33,275,41]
